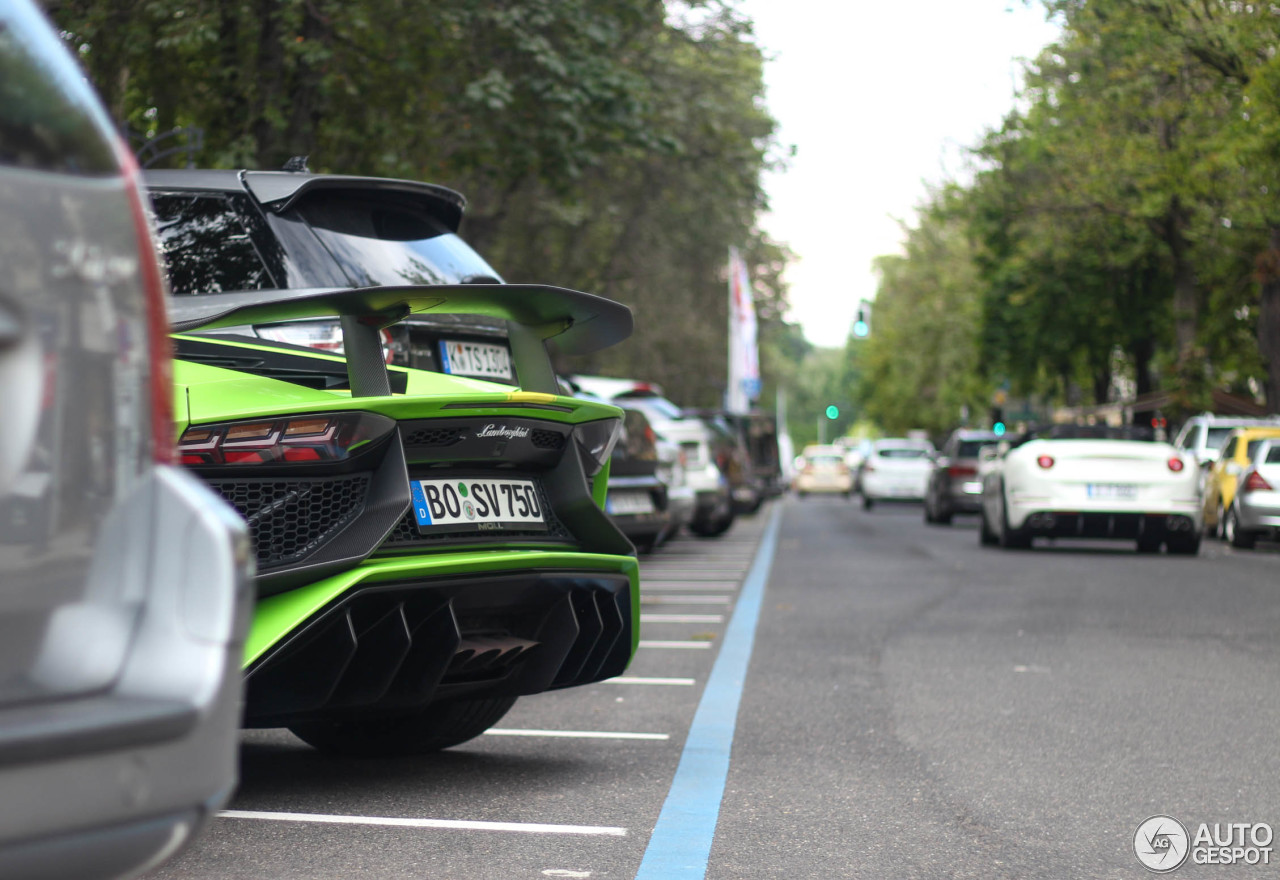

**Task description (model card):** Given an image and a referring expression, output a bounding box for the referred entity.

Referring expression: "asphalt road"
[150,496,1280,880]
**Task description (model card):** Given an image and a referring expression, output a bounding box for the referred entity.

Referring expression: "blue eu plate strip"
[633,503,782,880]
[410,482,431,525]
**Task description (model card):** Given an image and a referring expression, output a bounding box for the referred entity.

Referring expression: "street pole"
[818,415,825,445]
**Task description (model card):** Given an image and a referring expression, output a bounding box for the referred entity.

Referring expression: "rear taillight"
[948,465,977,478]
[1243,471,1273,493]
[1167,456,1185,473]
[1037,455,1055,469]
[119,147,175,464]
[178,412,395,466]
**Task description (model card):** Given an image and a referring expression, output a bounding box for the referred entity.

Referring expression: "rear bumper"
[1236,493,1280,532]
[1006,495,1202,534]
[862,472,926,500]
[242,551,640,727]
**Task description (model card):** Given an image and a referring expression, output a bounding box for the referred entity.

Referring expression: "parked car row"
[569,377,781,547]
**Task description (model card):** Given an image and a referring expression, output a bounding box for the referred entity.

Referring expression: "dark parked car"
[603,406,675,553]
[924,429,1001,524]
[0,3,253,877]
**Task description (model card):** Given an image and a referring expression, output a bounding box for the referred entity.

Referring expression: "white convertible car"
[978,425,1202,554]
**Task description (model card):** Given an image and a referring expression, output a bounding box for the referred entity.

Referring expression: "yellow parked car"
[1202,426,1280,537]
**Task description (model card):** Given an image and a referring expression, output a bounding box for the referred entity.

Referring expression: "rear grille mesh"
[210,475,370,569]
[403,427,463,447]
[531,430,566,449]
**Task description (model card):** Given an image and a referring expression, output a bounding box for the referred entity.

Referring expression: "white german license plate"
[1087,483,1137,499]
[438,339,513,380]
[606,490,655,515]
[411,478,546,531]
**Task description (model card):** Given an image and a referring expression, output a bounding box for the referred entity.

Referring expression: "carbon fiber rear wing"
[168,284,633,397]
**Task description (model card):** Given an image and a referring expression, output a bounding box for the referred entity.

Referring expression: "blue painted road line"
[633,503,783,880]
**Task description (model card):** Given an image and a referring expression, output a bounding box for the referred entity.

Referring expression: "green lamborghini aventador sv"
[155,172,641,755]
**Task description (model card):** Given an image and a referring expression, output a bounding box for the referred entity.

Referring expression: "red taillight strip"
[1243,471,1273,492]
[118,146,176,465]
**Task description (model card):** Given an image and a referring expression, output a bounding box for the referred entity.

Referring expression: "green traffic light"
[825,405,839,419]
[993,422,1006,436]
[853,320,869,338]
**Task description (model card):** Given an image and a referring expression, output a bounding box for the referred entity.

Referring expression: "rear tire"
[690,510,735,538]
[1167,533,1202,556]
[1225,504,1257,549]
[998,494,1032,549]
[862,495,874,511]
[979,505,998,546]
[289,696,518,756]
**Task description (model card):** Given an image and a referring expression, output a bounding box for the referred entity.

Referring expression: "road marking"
[641,613,725,623]
[219,810,626,837]
[641,581,740,590]
[641,595,732,605]
[485,729,669,740]
[639,640,712,650]
[634,502,782,879]
[606,676,696,686]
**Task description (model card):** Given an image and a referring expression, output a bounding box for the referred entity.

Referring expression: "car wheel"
[1214,501,1226,540]
[936,505,953,526]
[691,510,735,538]
[998,492,1032,550]
[1225,504,1257,550]
[923,499,936,523]
[862,495,874,511]
[289,696,518,756]
[979,505,998,546]
[1167,533,1202,556]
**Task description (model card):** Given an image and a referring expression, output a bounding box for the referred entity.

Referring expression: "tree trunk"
[1256,227,1280,413]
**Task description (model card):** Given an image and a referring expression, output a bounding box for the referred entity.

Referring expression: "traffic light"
[825,405,839,420]
[990,407,1005,436]
[852,304,870,338]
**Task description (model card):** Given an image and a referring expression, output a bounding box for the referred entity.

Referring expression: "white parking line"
[485,729,669,740]
[606,676,696,686]
[641,581,740,590]
[219,810,626,836]
[641,613,725,623]
[641,595,732,604]
[639,640,712,650]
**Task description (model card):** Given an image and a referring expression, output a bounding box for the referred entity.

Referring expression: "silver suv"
[0,3,252,877]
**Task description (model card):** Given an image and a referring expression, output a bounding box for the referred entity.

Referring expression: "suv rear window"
[957,440,993,458]
[151,193,276,294]
[0,4,117,174]
[292,192,500,287]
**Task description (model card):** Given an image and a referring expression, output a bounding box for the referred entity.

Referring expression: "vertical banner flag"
[727,246,760,414]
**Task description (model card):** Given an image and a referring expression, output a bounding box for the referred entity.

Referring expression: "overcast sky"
[736,1,1062,347]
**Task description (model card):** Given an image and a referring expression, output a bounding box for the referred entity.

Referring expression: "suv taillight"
[120,148,175,464]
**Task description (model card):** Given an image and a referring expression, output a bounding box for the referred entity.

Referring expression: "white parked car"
[978,425,1201,554]
[859,438,935,509]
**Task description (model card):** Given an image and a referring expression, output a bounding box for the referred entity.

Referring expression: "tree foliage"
[862,0,1280,429]
[46,0,789,408]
